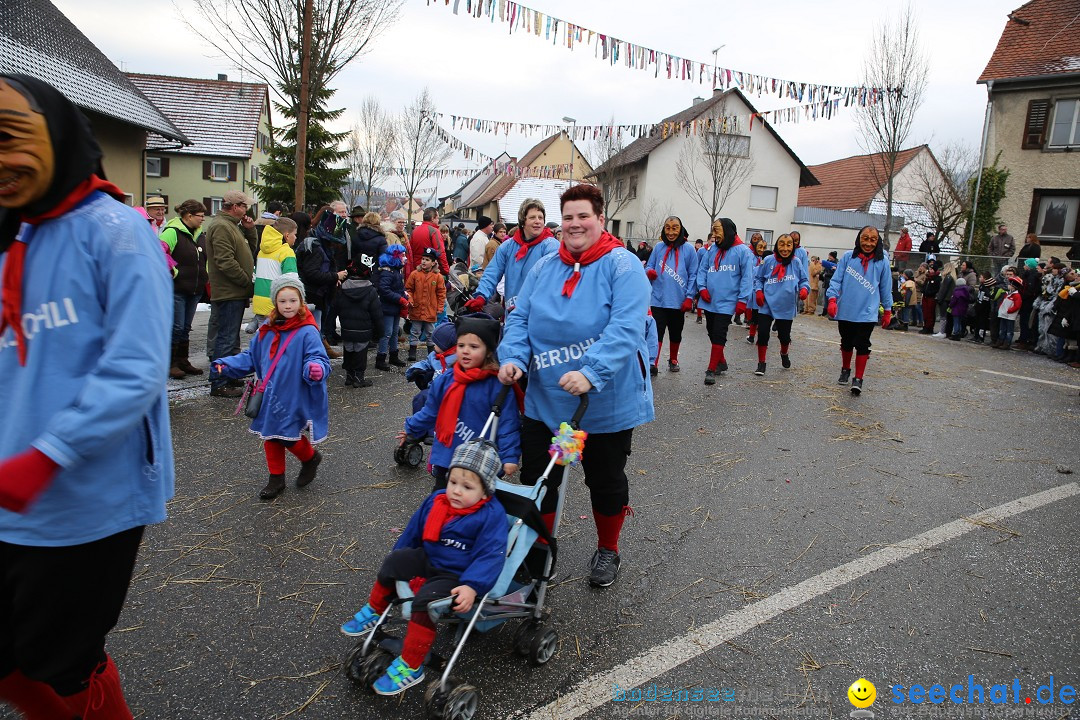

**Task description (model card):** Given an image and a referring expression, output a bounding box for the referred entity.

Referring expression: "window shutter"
[203,197,212,213]
[1022,100,1050,149]
[160,158,170,177]
[228,162,237,181]
[203,161,211,180]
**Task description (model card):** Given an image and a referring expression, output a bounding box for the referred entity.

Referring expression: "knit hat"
[476,215,493,231]
[380,244,407,268]
[431,322,458,352]
[270,274,306,304]
[1024,257,1038,269]
[449,440,501,496]
[455,315,500,355]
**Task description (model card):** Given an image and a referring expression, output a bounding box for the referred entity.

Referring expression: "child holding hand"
[215,276,330,499]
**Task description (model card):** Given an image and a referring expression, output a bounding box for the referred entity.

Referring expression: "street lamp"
[562,116,577,185]
[711,45,726,91]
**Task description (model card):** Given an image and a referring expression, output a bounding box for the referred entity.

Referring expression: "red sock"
[62,656,132,720]
[593,508,628,553]
[854,353,869,379]
[757,345,767,363]
[368,580,394,614]
[841,349,853,370]
[264,441,286,474]
[780,343,789,355]
[696,308,703,319]
[286,435,315,462]
[747,323,756,337]
[708,344,725,370]
[0,669,72,719]
[669,342,680,363]
[401,615,437,669]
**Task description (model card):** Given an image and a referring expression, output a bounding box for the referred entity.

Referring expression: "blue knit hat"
[431,322,457,352]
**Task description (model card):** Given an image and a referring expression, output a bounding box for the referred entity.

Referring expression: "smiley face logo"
[848,678,876,709]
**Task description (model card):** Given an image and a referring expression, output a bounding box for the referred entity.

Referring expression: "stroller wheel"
[405,443,425,468]
[527,625,559,666]
[393,445,407,465]
[343,641,369,683]
[356,648,394,693]
[512,620,540,657]
[425,678,479,720]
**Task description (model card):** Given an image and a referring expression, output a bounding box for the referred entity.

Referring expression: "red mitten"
[399,303,410,318]
[698,289,712,304]
[735,301,748,317]
[464,295,486,312]
[646,269,658,281]
[307,362,324,381]
[398,296,409,307]
[0,448,60,514]
[680,298,693,313]
[755,290,765,307]
[827,298,838,318]
[881,310,892,329]
[799,287,809,300]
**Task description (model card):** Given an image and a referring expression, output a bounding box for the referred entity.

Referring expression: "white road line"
[978,369,1080,390]
[517,483,1080,720]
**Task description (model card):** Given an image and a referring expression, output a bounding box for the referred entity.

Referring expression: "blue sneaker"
[340,604,380,637]
[373,656,424,696]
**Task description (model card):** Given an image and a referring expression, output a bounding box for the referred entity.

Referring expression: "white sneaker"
[931,332,946,339]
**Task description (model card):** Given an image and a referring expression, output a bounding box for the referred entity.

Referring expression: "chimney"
[217,74,228,81]
[692,97,704,105]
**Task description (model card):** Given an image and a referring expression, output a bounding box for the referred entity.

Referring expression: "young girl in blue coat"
[695,217,754,384]
[401,315,520,489]
[825,226,893,395]
[375,244,409,370]
[752,234,810,375]
[645,216,698,374]
[216,275,330,498]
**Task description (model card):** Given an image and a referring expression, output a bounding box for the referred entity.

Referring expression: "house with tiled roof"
[977,0,1080,259]
[589,88,817,244]
[127,73,272,215]
[0,0,189,202]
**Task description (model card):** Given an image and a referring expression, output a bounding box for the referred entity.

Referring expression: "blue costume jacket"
[473,231,559,313]
[754,255,810,320]
[826,251,893,323]
[646,240,699,308]
[695,242,755,314]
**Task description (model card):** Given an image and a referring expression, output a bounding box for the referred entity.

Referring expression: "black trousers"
[837,320,875,355]
[377,547,459,611]
[342,349,369,375]
[703,311,733,346]
[0,526,144,695]
[519,416,632,515]
[650,306,686,346]
[756,315,792,347]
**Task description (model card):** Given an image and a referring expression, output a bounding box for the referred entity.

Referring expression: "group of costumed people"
[642,215,891,393]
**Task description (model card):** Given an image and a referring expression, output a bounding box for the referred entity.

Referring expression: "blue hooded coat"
[695,218,754,314]
[474,228,559,313]
[645,235,699,308]
[754,252,810,320]
[826,227,893,323]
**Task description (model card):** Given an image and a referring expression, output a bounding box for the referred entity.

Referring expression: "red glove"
[799,287,809,300]
[755,290,765,307]
[0,448,60,514]
[646,269,658,281]
[698,289,711,304]
[680,297,693,313]
[398,296,409,307]
[735,301,748,317]
[827,298,838,318]
[464,295,486,312]
[399,302,410,318]
[307,362,324,381]
[881,310,892,328]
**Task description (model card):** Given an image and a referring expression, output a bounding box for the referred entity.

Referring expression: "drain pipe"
[967,80,994,253]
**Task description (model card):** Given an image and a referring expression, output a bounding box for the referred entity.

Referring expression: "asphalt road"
[6,311,1077,720]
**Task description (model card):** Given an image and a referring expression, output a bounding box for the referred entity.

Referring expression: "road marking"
[518,483,1080,720]
[978,369,1080,391]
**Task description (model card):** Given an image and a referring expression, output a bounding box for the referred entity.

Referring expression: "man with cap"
[145,194,168,235]
[204,189,257,397]
[470,216,494,272]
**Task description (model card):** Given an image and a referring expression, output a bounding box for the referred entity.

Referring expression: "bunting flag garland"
[426,0,898,103]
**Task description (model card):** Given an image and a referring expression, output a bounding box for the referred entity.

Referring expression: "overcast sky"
[53,0,1019,195]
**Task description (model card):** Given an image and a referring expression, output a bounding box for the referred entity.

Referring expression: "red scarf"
[435,364,498,445]
[422,492,490,543]
[2,175,124,366]
[712,237,744,271]
[857,251,874,273]
[559,231,624,298]
[512,227,554,261]
[660,242,679,273]
[257,311,320,357]
[435,348,454,372]
[771,252,793,282]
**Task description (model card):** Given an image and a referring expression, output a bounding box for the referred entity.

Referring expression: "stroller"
[347,387,589,720]
[445,260,479,321]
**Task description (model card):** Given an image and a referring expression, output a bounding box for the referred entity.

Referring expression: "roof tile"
[978,0,1080,82]
[797,146,925,211]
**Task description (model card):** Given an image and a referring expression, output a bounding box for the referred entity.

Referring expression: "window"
[746,228,773,244]
[1029,190,1079,243]
[1022,99,1051,149]
[211,162,229,180]
[628,175,638,199]
[610,219,621,236]
[615,179,625,200]
[251,165,260,183]
[122,193,134,206]
[707,132,750,158]
[209,197,224,214]
[626,221,634,239]
[146,157,161,177]
[749,185,778,211]
[1048,99,1080,148]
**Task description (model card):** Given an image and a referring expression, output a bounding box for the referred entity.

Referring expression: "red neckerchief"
[435,348,454,372]
[660,242,679,274]
[257,311,319,357]
[712,237,744,270]
[771,252,793,282]
[559,232,624,298]
[423,492,491,543]
[512,227,554,261]
[435,364,499,445]
[857,251,874,273]
[2,175,124,366]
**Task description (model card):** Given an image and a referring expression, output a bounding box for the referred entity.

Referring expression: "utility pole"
[294,0,314,212]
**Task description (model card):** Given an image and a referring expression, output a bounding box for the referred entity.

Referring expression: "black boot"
[259,474,286,500]
[407,346,418,362]
[355,352,373,387]
[754,362,766,376]
[375,353,391,371]
[296,450,322,488]
[389,350,407,367]
[344,371,356,387]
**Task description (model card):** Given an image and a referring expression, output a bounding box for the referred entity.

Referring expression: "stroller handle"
[570,393,589,428]
[491,383,512,417]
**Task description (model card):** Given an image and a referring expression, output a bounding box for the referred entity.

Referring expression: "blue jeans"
[913,302,923,325]
[172,293,200,345]
[208,300,247,389]
[998,317,1014,344]
[378,313,399,355]
[952,315,964,337]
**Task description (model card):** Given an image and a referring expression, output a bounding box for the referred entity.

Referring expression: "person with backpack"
[296,214,346,357]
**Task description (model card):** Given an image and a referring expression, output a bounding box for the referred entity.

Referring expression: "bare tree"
[856,2,929,247]
[903,141,977,244]
[346,96,397,210]
[395,89,453,228]
[674,99,755,228]
[586,117,637,223]
[638,199,676,243]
